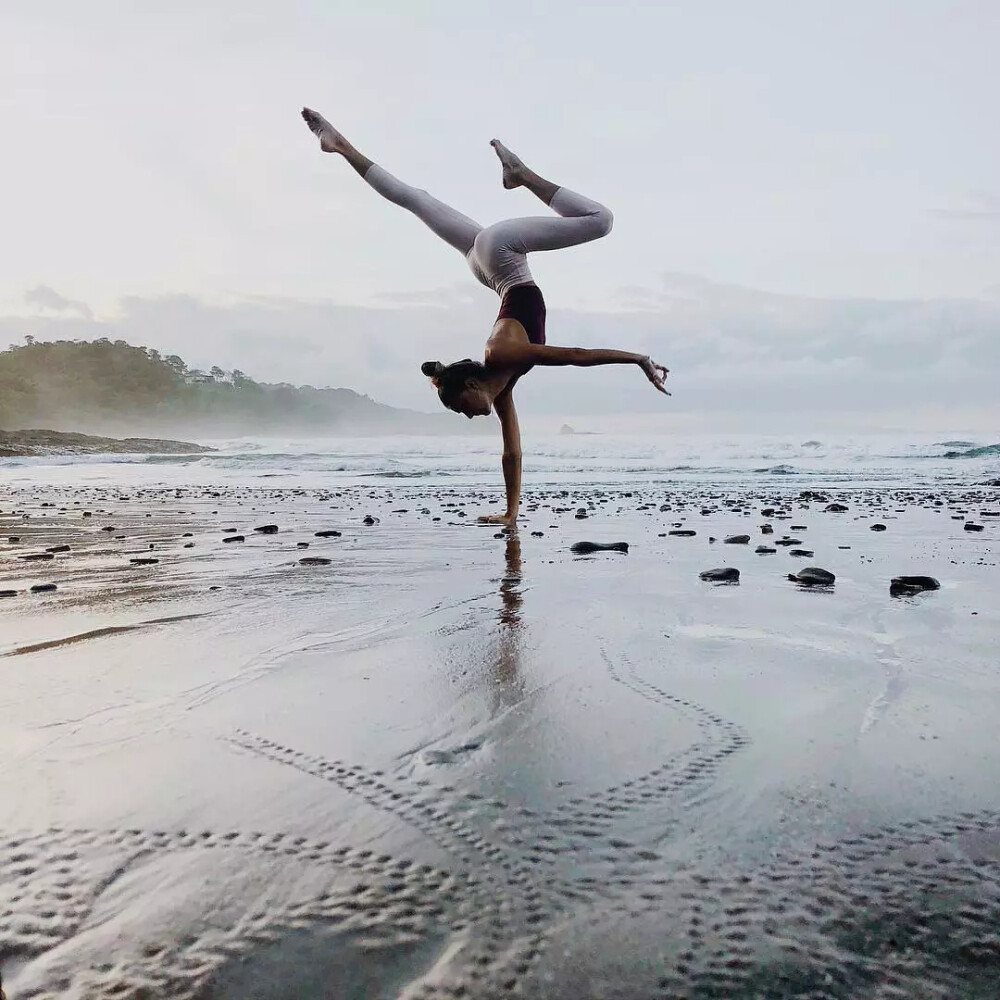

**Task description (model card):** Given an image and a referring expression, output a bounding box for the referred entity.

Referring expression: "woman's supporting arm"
[478,388,522,524]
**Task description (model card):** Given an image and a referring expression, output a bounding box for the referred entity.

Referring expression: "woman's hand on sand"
[639,356,670,394]
[478,512,517,526]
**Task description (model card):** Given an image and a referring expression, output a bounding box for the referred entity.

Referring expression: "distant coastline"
[0,429,215,458]
[0,337,472,440]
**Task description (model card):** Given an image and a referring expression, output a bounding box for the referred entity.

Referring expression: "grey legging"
[363,163,613,298]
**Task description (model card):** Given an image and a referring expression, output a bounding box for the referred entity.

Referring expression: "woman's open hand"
[639,356,670,394]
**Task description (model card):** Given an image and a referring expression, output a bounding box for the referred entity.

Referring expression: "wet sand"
[1,483,998,998]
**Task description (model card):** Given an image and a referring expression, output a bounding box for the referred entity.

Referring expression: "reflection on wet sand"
[492,528,526,701]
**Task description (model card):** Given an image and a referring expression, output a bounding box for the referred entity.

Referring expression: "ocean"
[3,431,998,491]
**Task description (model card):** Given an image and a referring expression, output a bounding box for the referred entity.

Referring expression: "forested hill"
[0,338,456,437]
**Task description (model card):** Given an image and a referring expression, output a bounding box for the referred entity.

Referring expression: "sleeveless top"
[496,283,546,345]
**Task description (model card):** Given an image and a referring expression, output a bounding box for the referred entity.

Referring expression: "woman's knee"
[592,206,614,238]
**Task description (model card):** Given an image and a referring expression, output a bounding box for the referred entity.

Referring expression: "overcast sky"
[2,0,998,428]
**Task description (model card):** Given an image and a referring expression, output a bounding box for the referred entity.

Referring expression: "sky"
[2,0,998,429]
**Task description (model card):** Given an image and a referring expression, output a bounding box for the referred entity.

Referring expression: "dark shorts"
[497,283,546,345]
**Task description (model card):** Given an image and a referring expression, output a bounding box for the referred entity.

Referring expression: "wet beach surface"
[1,482,998,998]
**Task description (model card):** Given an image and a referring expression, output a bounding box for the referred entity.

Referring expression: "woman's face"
[450,383,492,419]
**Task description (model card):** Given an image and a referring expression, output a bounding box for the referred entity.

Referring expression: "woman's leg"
[302,108,483,256]
[471,140,613,294]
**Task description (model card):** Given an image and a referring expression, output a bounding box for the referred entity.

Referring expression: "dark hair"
[421,358,487,408]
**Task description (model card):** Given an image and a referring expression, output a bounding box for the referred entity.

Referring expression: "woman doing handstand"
[302,108,670,525]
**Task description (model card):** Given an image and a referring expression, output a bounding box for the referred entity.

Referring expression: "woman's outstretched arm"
[478,388,522,525]
[488,343,670,393]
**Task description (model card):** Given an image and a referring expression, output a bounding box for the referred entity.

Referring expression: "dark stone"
[254,524,279,534]
[870,523,887,531]
[182,532,193,537]
[362,515,379,525]
[790,549,815,557]
[299,556,332,566]
[570,541,629,555]
[824,503,849,512]
[699,567,740,583]
[668,529,697,537]
[790,525,808,531]
[222,527,239,533]
[222,534,245,543]
[774,538,801,546]
[755,545,776,554]
[7,536,20,543]
[297,542,310,548]
[30,583,58,593]
[314,530,342,537]
[183,542,194,548]
[129,557,159,565]
[964,522,984,532]
[788,567,835,587]
[0,589,18,598]
[724,534,750,544]
[46,544,71,553]
[101,526,117,532]
[531,531,544,537]
[890,575,940,596]
[20,552,54,561]
[760,524,774,534]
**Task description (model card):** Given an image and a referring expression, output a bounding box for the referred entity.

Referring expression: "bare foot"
[301,107,347,154]
[478,512,517,525]
[490,139,526,189]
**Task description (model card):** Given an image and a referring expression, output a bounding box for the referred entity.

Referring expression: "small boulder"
[699,567,740,583]
[724,534,750,544]
[870,523,887,532]
[964,522,984,532]
[315,530,342,538]
[668,529,697,537]
[790,549,814,557]
[755,545,776,554]
[362,515,380,525]
[570,541,629,555]
[890,575,940,597]
[0,589,18,598]
[788,567,835,587]
[254,524,279,534]
[824,503,849,513]
[222,534,245,543]
[30,583,58,593]
[299,556,332,566]
[46,544,71,553]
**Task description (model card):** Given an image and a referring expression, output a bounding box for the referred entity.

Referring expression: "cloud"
[23,285,93,320]
[929,192,1000,222]
[2,276,998,431]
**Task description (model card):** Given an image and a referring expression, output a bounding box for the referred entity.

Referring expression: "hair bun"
[421,360,443,377]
